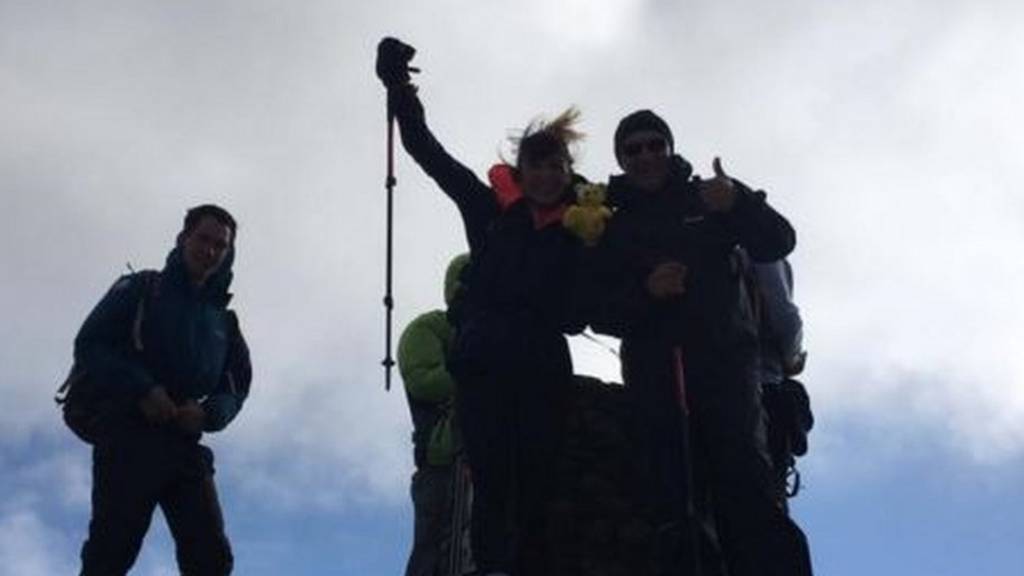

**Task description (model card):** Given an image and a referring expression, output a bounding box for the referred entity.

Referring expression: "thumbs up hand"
[698,157,737,213]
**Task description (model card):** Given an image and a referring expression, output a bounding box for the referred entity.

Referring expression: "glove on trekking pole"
[376,37,419,390]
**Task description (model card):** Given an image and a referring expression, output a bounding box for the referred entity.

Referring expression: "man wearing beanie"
[593,110,813,576]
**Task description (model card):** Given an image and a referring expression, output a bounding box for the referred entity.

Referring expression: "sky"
[2,0,1023,574]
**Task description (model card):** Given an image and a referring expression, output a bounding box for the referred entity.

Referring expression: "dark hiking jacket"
[593,155,795,352]
[390,86,592,370]
[73,247,250,432]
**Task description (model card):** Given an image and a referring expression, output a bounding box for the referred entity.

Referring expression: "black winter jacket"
[390,86,591,370]
[593,156,795,351]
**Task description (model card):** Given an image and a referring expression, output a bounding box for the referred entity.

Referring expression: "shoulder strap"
[131,271,161,352]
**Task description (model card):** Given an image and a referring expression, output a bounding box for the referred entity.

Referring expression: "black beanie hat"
[614,109,674,157]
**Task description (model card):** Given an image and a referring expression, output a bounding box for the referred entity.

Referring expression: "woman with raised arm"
[377,38,595,576]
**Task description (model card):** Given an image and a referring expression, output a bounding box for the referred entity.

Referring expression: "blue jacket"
[73,246,249,432]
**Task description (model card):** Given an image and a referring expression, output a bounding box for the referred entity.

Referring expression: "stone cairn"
[544,375,663,576]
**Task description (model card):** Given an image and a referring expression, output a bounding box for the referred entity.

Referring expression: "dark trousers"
[79,425,233,576]
[452,333,570,576]
[621,339,702,576]
[405,465,455,576]
[623,338,812,576]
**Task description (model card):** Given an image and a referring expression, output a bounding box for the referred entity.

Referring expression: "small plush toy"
[563,182,612,246]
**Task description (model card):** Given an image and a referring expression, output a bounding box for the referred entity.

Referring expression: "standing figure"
[594,110,812,576]
[378,38,594,576]
[399,254,473,576]
[70,204,250,576]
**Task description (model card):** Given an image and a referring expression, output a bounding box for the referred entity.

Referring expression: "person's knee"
[80,515,150,575]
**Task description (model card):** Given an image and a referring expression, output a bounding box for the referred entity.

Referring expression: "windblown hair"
[511,107,584,169]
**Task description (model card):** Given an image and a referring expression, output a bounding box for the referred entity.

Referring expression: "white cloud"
[3,449,93,511]
[0,509,76,576]
[2,0,1023,527]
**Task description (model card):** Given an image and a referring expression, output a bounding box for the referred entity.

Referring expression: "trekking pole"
[383,105,397,391]
[448,452,470,576]
[377,37,419,391]
[672,347,703,576]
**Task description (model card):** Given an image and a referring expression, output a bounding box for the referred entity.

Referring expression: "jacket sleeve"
[201,311,251,432]
[591,272,682,340]
[73,274,158,400]
[589,223,679,339]
[723,180,796,262]
[398,313,455,404]
[390,84,497,252]
[754,260,804,363]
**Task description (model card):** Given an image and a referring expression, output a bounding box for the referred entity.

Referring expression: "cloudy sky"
[2,0,1022,574]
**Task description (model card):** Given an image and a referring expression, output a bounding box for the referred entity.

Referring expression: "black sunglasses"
[622,137,668,158]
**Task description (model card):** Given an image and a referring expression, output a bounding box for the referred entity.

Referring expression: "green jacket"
[398,309,458,466]
[399,254,468,467]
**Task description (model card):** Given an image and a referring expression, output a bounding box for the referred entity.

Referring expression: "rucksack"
[55,271,160,443]
[762,377,814,498]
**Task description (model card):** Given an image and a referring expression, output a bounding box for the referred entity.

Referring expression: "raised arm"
[697,158,795,262]
[378,38,496,252]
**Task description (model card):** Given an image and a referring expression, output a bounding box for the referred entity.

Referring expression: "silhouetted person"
[593,110,812,576]
[72,204,250,576]
[753,258,812,508]
[378,37,594,576]
[399,254,474,576]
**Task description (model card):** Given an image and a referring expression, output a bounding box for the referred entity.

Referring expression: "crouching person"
[69,204,251,576]
[399,254,474,576]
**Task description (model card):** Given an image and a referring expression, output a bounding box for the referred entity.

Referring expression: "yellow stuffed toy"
[563,182,612,246]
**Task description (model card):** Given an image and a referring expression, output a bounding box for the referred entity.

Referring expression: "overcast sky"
[2,1,1023,574]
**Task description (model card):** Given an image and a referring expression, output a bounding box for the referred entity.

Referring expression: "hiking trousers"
[79,424,232,576]
[621,337,812,576]
[684,344,812,576]
[405,464,465,576]
[452,329,571,576]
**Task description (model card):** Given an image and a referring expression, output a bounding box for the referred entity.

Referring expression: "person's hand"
[376,37,418,89]
[646,261,688,299]
[139,386,177,425]
[175,400,206,435]
[785,350,807,376]
[698,157,737,212]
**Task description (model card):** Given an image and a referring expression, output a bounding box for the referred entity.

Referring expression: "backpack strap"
[131,271,161,352]
[55,270,161,404]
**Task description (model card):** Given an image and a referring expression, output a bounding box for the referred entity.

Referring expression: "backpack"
[762,377,813,498]
[55,271,160,443]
